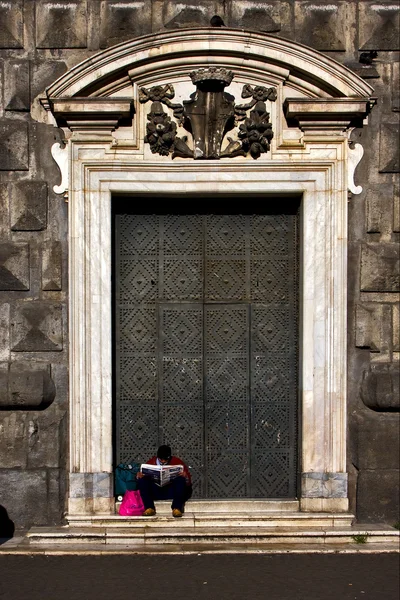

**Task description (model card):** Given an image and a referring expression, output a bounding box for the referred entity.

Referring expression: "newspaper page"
[140,463,183,487]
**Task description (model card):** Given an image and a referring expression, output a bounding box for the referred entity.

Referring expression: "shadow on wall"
[0,505,15,543]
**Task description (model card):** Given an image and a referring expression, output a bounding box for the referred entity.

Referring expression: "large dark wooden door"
[114,207,299,498]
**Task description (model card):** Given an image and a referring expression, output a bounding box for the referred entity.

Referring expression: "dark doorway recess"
[112,196,300,499]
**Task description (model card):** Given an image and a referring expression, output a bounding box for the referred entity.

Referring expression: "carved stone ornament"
[144,101,177,156]
[139,70,277,160]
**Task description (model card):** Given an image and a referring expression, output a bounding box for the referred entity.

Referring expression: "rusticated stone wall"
[0,0,399,528]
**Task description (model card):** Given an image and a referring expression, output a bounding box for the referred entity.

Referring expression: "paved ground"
[0,553,399,600]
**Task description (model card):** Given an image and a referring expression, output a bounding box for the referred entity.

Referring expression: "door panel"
[115,208,299,498]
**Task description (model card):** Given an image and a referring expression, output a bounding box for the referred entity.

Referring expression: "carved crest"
[139,69,277,160]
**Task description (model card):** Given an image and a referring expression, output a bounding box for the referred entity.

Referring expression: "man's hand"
[136,472,145,479]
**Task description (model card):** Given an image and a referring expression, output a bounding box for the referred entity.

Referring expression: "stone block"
[0,411,29,468]
[154,1,223,30]
[31,61,68,101]
[0,243,30,291]
[357,470,399,524]
[360,243,400,292]
[355,304,384,352]
[366,184,393,233]
[228,1,291,35]
[42,241,62,291]
[356,418,400,469]
[301,472,348,498]
[11,302,63,352]
[359,2,400,51]
[394,183,400,233]
[27,414,62,468]
[379,123,400,173]
[0,470,49,527]
[393,304,399,352]
[294,1,354,52]
[361,364,400,411]
[47,469,65,524]
[0,304,10,361]
[100,1,152,48]
[36,0,87,49]
[0,184,10,239]
[10,181,47,231]
[8,361,56,409]
[4,61,30,112]
[0,121,29,171]
[0,362,9,406]
[393,62,400,111]
[0,0,24,48]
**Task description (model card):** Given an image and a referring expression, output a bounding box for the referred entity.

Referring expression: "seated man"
[136,445,192,518]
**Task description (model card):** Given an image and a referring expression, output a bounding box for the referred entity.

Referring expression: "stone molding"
[45,29,373,99]
[40,29,377,516]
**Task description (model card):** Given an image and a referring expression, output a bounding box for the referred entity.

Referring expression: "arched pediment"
[46,28,373,100]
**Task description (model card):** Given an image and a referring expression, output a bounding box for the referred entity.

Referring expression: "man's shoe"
[143,508,156,516]
[172,508,183,518]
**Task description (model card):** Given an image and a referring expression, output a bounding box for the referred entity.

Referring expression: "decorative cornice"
[284,98,375,132]
[46,98,134,133]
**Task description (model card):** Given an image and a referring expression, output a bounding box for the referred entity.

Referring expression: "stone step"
[27,524,399,547]
[66,511,354,529]
[115,499,300,514]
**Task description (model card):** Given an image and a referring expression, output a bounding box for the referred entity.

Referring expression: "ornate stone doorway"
[41,28,374,517]
[114,201,299,498]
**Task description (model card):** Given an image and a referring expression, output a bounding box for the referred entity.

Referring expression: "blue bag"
[115,462,140,498]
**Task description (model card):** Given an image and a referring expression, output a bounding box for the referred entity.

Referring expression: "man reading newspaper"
[136,445,192,518]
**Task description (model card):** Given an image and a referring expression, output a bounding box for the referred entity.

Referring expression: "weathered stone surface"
[11,302,63,352]
[100,0,152,48]
[7,361,56,409]
[27,413,63,468]
[42,241,62,291]
[10,181,47,231]
[229,1,291,34]
[0,470,49,527]
[36,0,87,48]
[357,470,400,523]
[359,2,400,51]
[295,1,353,51]
[0,410,29,468]
[4,61,30,112]
[379,122,400,173]
[361,364,400,411]
[393,62,400,111]
[393,304,399,352]
[31,61,68,101]
[355,304,385,352]
[366,183,393,233]
[0,184,10,240]
[0,304,10,362]
[0,243,30,291]
[360,243,400,292]
[155,0,221,29]
[356,417,400,469]
[0,363,9,407]
[394,183,400,232]
[0,121,29,171]
[0,0,24,48]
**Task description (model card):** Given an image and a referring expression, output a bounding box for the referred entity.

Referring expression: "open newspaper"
[140,463,183,487]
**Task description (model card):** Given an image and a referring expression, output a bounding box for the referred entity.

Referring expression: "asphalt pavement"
[0,553,399,600]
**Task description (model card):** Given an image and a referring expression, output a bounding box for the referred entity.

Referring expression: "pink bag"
[119,490,145,516]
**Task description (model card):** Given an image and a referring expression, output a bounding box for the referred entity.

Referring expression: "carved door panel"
[115,210,298,498]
